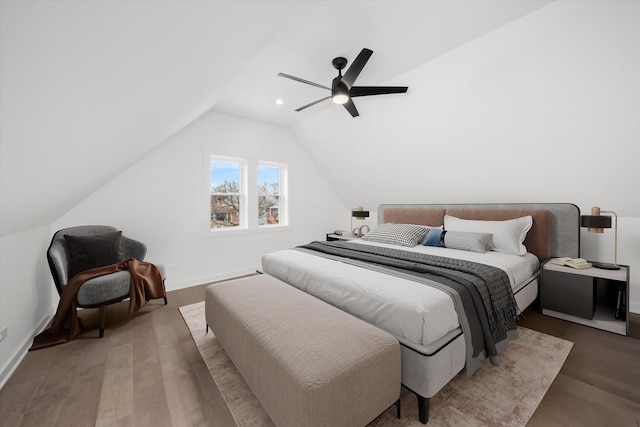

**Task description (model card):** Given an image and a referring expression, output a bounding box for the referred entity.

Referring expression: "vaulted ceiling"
[0,0,554,236]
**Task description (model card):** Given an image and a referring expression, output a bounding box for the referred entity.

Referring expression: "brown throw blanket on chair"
[30,258,165,351]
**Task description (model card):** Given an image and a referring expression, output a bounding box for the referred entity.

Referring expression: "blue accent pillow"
[423,228,444,247]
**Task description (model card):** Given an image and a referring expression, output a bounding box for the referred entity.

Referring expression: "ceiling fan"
[277,48,408,118]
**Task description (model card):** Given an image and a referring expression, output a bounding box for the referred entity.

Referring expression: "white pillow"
[443,215,533,256]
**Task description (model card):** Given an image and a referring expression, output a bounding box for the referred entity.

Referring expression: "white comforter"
[261,240,538,347]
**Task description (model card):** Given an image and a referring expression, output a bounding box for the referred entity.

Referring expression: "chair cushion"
[64,231,124,278]
[76,271,131,306]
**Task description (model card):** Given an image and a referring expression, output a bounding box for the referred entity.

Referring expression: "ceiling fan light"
[332,93,349,105]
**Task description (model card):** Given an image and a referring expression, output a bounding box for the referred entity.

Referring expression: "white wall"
[0,0,296,237]
[292,0,640,312]
[53,111,345,290]
[0,226,53,388]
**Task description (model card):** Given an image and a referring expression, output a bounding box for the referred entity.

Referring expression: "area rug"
[180,302,573,426]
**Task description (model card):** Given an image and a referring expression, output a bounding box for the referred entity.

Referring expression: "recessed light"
[275,99,283,105]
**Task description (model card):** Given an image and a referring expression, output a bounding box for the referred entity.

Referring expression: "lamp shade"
[351,210,370,218]
[580,207,619,270]
[581,215,612,229]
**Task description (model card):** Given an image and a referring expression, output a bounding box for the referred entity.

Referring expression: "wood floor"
[1,282,639,427]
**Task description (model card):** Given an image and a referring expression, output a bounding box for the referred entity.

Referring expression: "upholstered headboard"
[378,203,580,261]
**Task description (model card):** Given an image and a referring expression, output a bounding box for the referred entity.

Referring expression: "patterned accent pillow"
[362,223,428,247]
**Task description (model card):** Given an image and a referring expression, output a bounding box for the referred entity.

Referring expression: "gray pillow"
[442,231,493,253]
[362,223,428,247]
[64,231,124,278]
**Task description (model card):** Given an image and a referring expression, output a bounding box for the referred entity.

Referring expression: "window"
[258,162,285,226]
[210,158,244,229]
[209,156,287,233]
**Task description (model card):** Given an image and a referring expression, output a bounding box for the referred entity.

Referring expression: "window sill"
[207,224,292,238]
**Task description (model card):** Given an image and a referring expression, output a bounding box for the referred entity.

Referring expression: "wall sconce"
[580,206,619,270]
[351,207,370,237]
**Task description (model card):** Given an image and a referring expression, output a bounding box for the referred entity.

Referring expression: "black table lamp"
[580,206,619,270]
[351,207,370,237]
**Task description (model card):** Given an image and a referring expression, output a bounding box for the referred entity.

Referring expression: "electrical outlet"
[0,326,7,342]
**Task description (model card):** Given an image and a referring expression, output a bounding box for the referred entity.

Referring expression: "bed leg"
[206,324,209,334]
[395,398,401,418]
[417,394,429,424]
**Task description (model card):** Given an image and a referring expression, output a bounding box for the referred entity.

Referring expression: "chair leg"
[163,279,168,305]
[99,305,106,338]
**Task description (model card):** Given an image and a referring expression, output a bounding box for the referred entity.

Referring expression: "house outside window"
[209,156,288,233]
[210,157,244,230]
[258,162,286,226]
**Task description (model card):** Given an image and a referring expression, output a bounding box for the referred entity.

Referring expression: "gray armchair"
[47,225,167,337]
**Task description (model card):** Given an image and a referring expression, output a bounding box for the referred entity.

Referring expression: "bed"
[262,203,580,423]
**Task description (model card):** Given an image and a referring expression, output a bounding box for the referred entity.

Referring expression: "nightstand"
[326,233,359,242]
[541,261,629,335]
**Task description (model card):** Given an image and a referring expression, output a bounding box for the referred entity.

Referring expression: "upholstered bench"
[205,273,401,427]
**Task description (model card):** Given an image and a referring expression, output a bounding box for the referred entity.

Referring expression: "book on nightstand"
[549,257,592,270]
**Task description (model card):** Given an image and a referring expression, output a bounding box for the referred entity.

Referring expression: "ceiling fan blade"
[277,73,330,90]
[342,99,359,117]
[295,96,331,112]
[341,48,373,88]
[349,86,408,97]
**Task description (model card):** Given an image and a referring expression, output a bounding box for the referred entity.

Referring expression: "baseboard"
[0,309,53,390]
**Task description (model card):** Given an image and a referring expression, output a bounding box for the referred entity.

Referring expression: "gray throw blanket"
[298,241,519,359]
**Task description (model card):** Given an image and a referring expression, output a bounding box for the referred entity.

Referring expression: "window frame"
[257,160,288,229]
[206,155,290,237]
[209,155,247,232]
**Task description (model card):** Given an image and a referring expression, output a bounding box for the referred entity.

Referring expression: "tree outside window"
[210,156,287,232]
[258,164,281,226]
[210,159,241,229]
